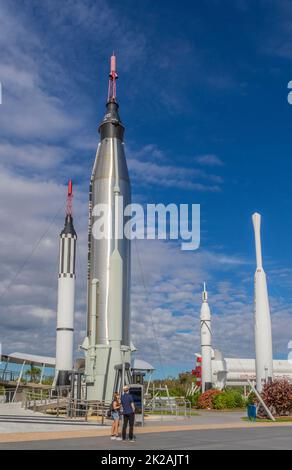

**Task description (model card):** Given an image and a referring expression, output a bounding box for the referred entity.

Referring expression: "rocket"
[55,180,77,386]
[200,283,212,392]
[252,213,273,391]
[84,54,131,402]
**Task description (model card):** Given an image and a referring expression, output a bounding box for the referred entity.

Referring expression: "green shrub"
[213,389,245,409]
[212,394,225,410]
[188,392,201,408]
[168,386,186,397]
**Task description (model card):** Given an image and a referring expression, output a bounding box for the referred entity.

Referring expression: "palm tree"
[25,366,41,383]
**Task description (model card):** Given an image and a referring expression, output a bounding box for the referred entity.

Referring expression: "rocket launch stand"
[84,343,132,402]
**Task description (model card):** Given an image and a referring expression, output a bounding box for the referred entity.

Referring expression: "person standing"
[110,392,122,440]
[121,385,135,442]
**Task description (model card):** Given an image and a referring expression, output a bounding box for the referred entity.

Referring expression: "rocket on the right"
[252,212,273,391]
[200,283,212,392]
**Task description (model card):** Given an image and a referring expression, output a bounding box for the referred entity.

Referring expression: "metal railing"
[22,388,112,425]
[0,369,19,382]
[145,396,192,420]
[23,387,68,412]
[66,399,111,424]
[0,368,54,384]
[0,388,18,403]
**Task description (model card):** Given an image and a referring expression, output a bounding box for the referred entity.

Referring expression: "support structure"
[247,379,275,421]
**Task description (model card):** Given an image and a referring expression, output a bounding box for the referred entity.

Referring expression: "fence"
[66,399,111,424]
[22,388,111,424]
[0,369,19,382]
[145,396,192,420]
[0,388,18,403]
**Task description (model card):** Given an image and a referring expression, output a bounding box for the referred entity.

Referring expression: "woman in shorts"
[110,392,122,440]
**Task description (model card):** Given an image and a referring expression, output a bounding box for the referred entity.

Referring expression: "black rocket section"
[99,101,124,141]
[61,214,77,237]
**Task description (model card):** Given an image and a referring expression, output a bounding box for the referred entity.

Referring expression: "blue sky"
[0,0,292,378]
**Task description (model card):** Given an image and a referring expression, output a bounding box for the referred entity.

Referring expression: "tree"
[25,366,41,383]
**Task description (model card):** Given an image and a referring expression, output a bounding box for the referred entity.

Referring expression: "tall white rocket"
[200,283,212,392]
[84,54,131,402]
[252,213,273,391]
[55,180,77,386]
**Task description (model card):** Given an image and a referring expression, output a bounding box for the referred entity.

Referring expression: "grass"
[147,410,199,417]
[200,408,246,413]
[242,416,292,423]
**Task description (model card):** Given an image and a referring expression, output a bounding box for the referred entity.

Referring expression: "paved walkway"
[0,403,291,448]
[0,427,291,450]
[0,403,107,435]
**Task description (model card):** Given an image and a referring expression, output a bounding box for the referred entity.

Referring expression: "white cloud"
[0,141,69,171]
[197,154,224,166]
[128,157,222,193]
[0,0,291,379]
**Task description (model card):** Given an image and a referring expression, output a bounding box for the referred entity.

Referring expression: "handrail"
[144,396,192,420]
[22,388,112,424]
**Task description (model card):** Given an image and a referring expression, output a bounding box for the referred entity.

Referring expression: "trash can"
[247,404,257,421]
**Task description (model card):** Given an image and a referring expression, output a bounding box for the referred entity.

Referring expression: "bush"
[198,389,221,409]
[213,389,245,410]
[188,392,201,408]
[261,379,292,417]
[246,392,257,406]
[168,386,186,397]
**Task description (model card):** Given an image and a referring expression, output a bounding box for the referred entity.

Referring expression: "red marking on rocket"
[108,53,118,102]
[67,180,73,216]
[68,179,73,196]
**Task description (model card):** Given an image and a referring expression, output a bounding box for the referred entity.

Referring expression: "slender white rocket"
[252,213,273,392]
[200,283,212,392]
[55,181,77,386]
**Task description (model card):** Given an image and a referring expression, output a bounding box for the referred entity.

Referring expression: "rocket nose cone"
[61,214,77,237]
[252,213,262,236]
[252,212,261,225]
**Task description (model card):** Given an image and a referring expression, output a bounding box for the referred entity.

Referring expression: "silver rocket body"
[55,213,77,386]
[84,101,131,402]
[252,213,273,391]
[200,284,212,392]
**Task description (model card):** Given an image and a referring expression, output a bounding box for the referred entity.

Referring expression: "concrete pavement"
[0,403,291,450]
[0,427,291,450]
